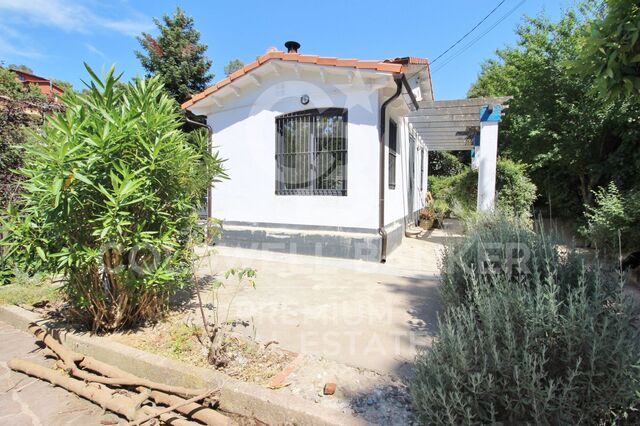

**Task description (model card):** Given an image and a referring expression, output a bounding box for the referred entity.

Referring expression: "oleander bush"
[0,65,225,331]
[413,214,640,424]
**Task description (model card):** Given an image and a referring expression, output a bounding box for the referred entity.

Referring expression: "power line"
[432,0,527,74]
[430,0,508,65]
[432,0,526,73]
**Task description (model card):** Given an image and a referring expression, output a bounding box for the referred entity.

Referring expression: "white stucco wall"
[199,68,383,230]
[384,106,427,228]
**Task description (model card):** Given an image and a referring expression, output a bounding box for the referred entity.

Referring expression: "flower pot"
[420,218,434,230]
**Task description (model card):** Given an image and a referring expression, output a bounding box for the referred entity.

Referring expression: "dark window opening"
[419,147,424,192]
[275,108,347,196]
[388,119,398,190]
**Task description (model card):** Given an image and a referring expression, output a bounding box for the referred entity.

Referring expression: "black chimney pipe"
[285,41,300,53]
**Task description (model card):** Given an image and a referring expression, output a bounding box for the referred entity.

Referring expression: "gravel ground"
[108,311,418,425]
[275,353,418,425]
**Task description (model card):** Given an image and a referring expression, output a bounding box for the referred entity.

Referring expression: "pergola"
[407,96,511,211]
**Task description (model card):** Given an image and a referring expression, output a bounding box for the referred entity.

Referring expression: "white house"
[183,42,505,262]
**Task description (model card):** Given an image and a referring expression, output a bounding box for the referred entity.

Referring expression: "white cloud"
[0,0,151,36]
[84,42,106,59]
[0,37,44,59]
[0,23,44,59]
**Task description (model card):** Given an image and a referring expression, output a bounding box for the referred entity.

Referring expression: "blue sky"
[0,0,574,100]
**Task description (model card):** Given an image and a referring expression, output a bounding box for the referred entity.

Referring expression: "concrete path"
[195,220,463,377]
[0,321,118,426]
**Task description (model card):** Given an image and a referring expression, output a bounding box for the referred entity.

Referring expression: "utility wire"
[432,0,527,74]
[430,0,507,65]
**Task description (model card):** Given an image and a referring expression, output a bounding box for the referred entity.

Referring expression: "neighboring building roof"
[9,69,64,96]
[182,50,430,109]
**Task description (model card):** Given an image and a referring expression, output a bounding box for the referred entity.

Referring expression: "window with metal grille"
[388,119,398,190]
[275,108,347,196]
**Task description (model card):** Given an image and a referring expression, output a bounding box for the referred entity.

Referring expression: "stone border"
[0,305,364,426]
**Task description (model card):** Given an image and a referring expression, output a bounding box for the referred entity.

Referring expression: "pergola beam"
[424,142,471,146]
[427,145,471,152]
[410,97,511,207]
[408,114,478,123]
[410,120,479,129]
[415,96,511,109]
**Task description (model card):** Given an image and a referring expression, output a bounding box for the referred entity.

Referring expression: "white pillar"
[477,105,501,211]
[425,148,429,193]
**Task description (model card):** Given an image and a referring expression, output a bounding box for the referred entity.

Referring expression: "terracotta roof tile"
[354,60,378,69]
[334,58,359,67]
[243,61,260,73]
[182,50,428,109]
[218,77,232,87]
[298,55,319,64]
[316,56,338,66]
[384,57,429,65]
[376,63,398,72]
[228,68,246,80]
[282,53,300,61]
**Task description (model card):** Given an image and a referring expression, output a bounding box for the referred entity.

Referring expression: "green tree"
[427,151,466,177]
[468,9,640,217]
[8,64,33,74]
[52,79,74,93]
[0,67,46,208]
[224,59,244,76]
[136,7,213,103]
[1,65,226,330]
[578,0,640,100]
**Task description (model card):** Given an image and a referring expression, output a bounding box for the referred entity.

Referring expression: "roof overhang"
[187,63,406,115]
[182,50,432,112]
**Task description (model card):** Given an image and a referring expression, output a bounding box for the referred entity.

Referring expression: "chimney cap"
[285,41,301,53]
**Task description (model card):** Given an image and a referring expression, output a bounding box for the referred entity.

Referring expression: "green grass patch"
[0,273,61,305]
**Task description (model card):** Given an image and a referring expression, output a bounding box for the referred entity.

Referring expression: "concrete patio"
[195,220,463,377]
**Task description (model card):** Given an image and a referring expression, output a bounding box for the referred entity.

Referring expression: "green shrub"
[428,159,537,219]
[412,266,640,424]
[580,182,640,255]
[428,173,464,215]
[428,151,466,176]
[1,65,225,331]
[439,213,585,307]
[494,159,538,217]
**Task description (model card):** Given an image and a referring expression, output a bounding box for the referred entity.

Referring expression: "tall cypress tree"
[136,7,213,103]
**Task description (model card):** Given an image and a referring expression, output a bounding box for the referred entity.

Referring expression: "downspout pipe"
[378,73,404,263]
[184,114,214,239]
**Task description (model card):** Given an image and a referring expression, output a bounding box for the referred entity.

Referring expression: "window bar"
[318,115,322,191]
